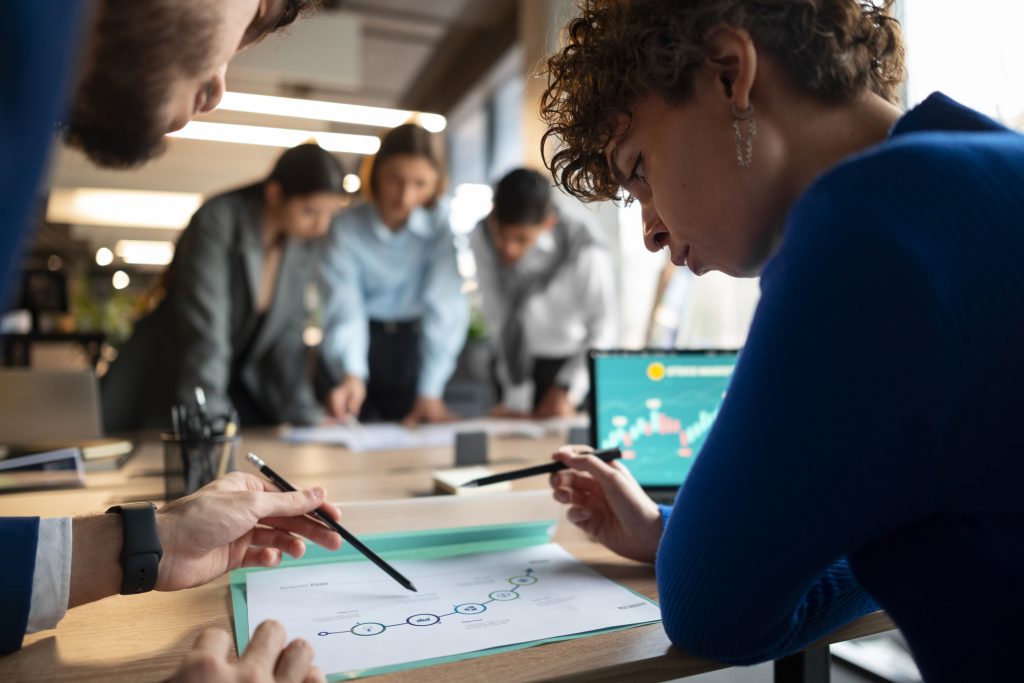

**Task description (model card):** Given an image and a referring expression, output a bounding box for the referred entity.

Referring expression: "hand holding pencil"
[547,446,664,564]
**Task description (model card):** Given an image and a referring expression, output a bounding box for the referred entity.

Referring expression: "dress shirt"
[26,517,71,633]
[471,218,618,411]
[320,201,468,398]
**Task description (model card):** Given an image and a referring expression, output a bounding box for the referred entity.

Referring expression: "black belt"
[369,319,420,335]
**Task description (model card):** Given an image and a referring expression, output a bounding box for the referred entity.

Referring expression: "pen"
[460,448,622,488]
[245,452,417,593]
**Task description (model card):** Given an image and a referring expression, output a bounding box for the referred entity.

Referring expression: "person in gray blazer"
[102,143,347,431]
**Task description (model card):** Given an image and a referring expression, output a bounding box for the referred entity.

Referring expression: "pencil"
[245,452,417,592]
[460,448,622,488]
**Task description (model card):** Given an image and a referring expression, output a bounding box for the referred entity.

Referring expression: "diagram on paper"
[317,567,540,638]
[244,543,661,676]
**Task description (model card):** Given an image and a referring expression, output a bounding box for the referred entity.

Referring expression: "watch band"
[105,502,163,594]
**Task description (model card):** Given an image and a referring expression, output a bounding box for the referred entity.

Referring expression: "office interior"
[1,1,1022,682]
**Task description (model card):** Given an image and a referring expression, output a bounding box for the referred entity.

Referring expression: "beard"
[63,0,218,168]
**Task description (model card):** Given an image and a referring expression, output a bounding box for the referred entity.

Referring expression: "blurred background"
[5,0,1021,378]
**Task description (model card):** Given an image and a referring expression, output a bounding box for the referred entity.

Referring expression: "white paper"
[245,543,660,676]
[282,417,588,451]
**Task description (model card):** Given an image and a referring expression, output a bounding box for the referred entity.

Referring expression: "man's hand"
[155,472,343,592]
[327,375,366,420]
[549,447,663,563]
[401,396,458,428]
[533,386,575,419]
[170,621,325,683]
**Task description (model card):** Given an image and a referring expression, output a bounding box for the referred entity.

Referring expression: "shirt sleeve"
[556,245,619,405]
[319,215,369,383]
[655,188,942,664]
[416,214,469,397]
[172,200,235,416]
[26,517,71,633]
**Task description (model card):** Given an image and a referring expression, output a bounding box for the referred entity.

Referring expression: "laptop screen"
[588,349,739,489]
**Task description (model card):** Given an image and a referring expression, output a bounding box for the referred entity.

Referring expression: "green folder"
[229,520,660,680]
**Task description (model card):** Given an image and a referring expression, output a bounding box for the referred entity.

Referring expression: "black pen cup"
[161,432,239,500]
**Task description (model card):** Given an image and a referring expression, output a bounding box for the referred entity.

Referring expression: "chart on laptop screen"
[590,351,738,488]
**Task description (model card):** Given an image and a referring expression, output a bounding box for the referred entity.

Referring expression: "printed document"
[245,543,660,676]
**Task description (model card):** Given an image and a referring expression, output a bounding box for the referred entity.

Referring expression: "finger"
[192,628,232,658]
[250,487,327,520]
[566,504,595,530]
[274,638,316,683]
[259,516,342,551]
[243,546,283,568]
[242,620,287,670]
[251,528,306,558]
[552,450,628,492]
[303,667,328,683]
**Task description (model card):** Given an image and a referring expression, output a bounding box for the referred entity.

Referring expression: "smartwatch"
[105,502,163,594]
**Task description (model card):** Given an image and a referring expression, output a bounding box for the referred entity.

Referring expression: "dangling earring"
[731,103,756,169]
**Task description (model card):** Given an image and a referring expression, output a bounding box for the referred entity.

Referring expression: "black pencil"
[245,452,417,592]
[460,448,622,488]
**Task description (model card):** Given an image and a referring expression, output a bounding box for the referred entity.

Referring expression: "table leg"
[774,646,830,683]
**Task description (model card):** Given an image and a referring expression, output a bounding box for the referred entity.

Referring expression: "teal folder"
[229,520,660,680]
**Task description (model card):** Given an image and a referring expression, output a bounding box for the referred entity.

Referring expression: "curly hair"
[540,0,906,202]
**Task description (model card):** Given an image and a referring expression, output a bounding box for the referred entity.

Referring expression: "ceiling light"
[112,270,130,290]
[218,92,447,132]
[168,121,381,154]
[95,247,114,266]
[342,173,362,193]
[115,240,175,266]
[48,188,202,230]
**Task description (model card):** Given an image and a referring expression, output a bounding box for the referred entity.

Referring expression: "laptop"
[0,369,134,468]
[588,349,739,505]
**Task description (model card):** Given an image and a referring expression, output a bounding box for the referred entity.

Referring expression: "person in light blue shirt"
[319,124,468,426]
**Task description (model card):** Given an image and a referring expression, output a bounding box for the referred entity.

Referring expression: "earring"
[731,103,756,169]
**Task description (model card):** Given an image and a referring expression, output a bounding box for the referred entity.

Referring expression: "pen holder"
[161,432,239,500]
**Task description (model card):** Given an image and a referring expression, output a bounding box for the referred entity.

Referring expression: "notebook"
[588,349,739,504]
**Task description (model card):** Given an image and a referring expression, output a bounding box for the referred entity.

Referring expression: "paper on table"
[244,543,660,678]
[282,417,588,451]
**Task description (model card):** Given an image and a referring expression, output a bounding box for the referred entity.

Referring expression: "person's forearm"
[69,514,123,608]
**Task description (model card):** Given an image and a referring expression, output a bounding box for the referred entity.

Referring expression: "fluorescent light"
[168,121,381,154]
[218,92,447,132]
[48,188,202,230]
[112,270,130,290]
[115,240,175,266]
[95,247,114,266]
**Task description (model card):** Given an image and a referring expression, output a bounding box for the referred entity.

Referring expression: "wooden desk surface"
[0,430,895,681]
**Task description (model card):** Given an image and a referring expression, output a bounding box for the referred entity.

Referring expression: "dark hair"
[268,143,345,198]
[493,169,553,226]
[65,0,321,168]
[541,0,906,202]
[364,123,446,207]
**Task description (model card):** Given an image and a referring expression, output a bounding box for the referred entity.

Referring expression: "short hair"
[541,0,906,202]
[493,169,553,227]
[363,123,446,208]
[267,143,345,198]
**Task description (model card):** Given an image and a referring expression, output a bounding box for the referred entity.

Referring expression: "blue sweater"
[655,93,1024,682]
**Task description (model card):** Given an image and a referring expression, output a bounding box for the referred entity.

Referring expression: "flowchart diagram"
[244,543,662,677]
[318,568,539,638]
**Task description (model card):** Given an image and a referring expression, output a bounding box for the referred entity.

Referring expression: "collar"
[370,204,433,240]
[891,91,1008,138]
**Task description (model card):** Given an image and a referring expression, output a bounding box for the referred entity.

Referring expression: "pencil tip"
[461,481,479,488]
[408,583,418,592]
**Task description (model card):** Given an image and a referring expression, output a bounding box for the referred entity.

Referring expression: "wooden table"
[0,430,895,681]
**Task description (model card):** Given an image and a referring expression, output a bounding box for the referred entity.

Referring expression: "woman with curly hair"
[541,1,1024,679]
